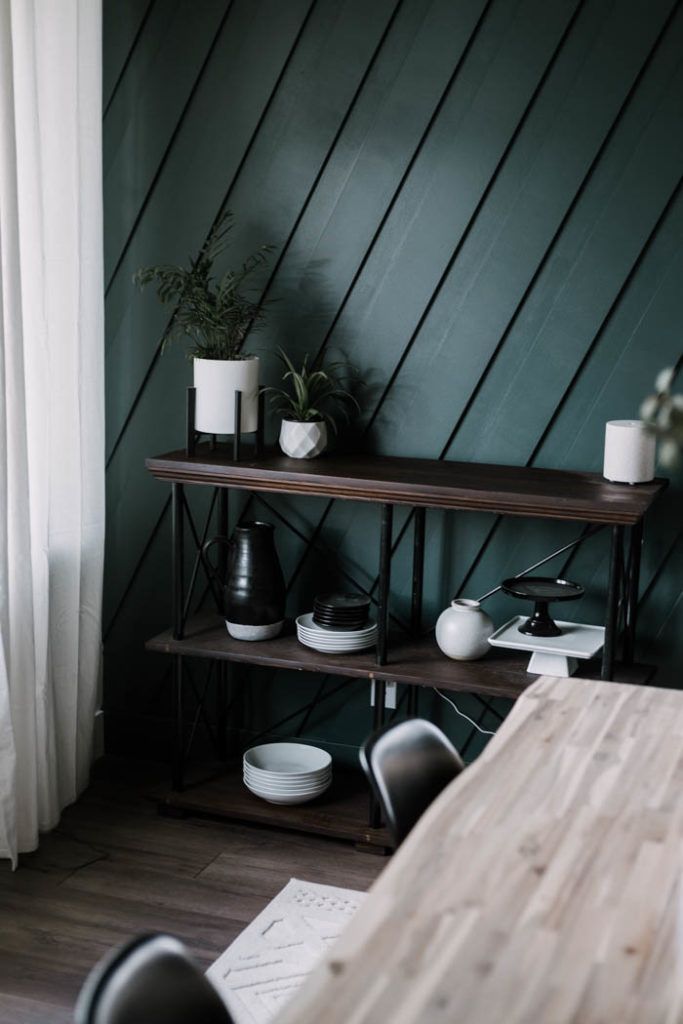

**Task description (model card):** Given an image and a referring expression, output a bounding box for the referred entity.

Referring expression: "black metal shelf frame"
[168,478,427,799]
[164,457,647,814]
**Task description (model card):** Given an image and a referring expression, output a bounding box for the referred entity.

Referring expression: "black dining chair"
[360,717,464,848]
[74,933,233,1024]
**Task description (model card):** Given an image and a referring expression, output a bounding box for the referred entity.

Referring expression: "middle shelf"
[147,614,654,702]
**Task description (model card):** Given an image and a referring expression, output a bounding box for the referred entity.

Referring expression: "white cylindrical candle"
[603,420,656,484]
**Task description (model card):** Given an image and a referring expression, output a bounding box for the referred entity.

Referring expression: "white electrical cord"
[434,688,497,736]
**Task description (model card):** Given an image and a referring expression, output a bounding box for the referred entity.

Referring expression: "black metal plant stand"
[186,386,265,460]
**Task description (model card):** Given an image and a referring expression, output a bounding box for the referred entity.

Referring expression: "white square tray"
[488,616,605,659]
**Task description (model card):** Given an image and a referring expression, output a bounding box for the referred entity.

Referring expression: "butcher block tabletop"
[277,675,683,1024]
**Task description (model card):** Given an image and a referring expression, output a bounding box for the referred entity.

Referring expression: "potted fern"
[134,211,273,436]
[263,348,360,458]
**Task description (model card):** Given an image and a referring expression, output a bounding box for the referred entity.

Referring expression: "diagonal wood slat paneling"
[104,0,683,763]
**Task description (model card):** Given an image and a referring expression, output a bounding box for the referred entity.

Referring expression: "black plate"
[313,606,368,614]
[501,576,584,638]
[501,576,584,602]
[313,610,368,620]
[313,612,368,628]
[314,592,370,609]
[313,604,368,613]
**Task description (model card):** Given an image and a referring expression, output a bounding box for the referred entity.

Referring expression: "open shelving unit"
[146,444,666,849]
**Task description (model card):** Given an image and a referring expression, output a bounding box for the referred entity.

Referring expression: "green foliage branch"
[640,358,683,468]
[133,210,274,360]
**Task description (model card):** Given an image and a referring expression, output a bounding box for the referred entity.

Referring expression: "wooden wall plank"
[447,43,683,469]
[103,0,229,281]
[102,0,152,112]
[319,0,581,425]
[254,0,491,370]
[381,0,678,459]
[105,0,313,452]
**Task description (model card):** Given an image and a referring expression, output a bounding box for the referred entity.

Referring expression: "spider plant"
[133,210,274,360]
[263,348,361,432]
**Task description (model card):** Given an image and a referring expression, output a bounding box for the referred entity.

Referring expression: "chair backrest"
[74,933,232,1024]
[360,718,464,847]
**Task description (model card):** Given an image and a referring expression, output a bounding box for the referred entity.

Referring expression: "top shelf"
[147,445,666,524]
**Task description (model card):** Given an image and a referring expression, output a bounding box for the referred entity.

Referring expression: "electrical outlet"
[370,681,398,709]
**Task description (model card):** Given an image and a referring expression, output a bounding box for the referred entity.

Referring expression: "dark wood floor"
[0,759,385,1024]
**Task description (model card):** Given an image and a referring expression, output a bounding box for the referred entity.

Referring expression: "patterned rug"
[207,878,365,1024]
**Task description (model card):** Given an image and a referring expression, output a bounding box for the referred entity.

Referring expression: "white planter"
[435,599,493,661]
[279,419,328,459]
[193,356,259,435]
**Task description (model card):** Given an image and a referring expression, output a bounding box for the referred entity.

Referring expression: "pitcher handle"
[201,535,232,611]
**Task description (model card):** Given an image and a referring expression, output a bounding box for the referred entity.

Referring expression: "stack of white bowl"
[243,742,332,805]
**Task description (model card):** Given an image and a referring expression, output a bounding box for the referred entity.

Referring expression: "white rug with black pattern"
[207,878,365,1024]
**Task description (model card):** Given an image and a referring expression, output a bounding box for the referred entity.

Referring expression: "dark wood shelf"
[146,615,655,701]
[146,445,666,525]
[157,763,392,852]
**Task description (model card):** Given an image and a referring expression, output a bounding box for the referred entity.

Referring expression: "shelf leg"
[232,664,245,758]
[233,390,242,461]
[218,487,229,577]
[186,387,197,456]
[172,482,185,640]
[256,391,265,455]
[602,525,624,680]
[373,680,386,731]
[216,661,229,762]
[377,504,393,667]
[408,507,425,716]
[172,655,184,791]
[368,679,386,830]
[411,507,425,634]
[622,520,643,666]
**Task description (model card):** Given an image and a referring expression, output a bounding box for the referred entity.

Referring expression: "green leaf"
[133,210,274,360]
[261,347,362,432]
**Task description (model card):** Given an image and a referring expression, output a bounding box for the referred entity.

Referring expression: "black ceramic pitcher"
[203,521,286,640]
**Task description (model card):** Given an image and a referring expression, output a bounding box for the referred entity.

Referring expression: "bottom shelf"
[158,764,392,852]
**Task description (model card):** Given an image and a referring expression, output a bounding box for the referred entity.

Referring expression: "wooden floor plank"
[0,992,72,1024]
[0,759,385,1023]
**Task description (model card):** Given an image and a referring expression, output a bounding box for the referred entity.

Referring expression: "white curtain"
[0,0,104,867]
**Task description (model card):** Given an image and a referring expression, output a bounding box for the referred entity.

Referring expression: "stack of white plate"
[295,612,377,653]
[243,742,332,805]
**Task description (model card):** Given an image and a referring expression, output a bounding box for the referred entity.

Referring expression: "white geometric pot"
[279,419,328,459]
[435,599,493,661]
[193,355,259,435]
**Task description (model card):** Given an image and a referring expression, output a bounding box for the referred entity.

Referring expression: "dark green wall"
[103,0,683,766]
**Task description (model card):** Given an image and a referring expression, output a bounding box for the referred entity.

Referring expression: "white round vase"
[279,419,328,459]
[435,599,493,661]
[193,356,259,435]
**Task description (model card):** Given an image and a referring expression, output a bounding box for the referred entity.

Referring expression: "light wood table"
[277,676,683,1024]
